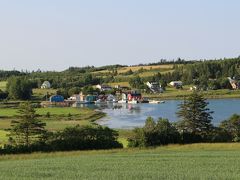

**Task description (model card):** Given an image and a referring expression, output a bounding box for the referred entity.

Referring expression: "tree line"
[128,92,240,147]
[0,102,122,154]
[2,57,240,101]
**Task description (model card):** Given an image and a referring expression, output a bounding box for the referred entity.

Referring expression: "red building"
[127,92,142,101]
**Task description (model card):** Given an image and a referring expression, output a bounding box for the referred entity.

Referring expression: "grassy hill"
[1,143,240,179]
[0,107,105,132]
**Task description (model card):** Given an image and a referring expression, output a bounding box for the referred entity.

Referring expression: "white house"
[68,94,81,101]
[228,77,240,89]
[41,81,51,89]
[146,82,163,93]
[169,81,183,87]
[96,84,112,91]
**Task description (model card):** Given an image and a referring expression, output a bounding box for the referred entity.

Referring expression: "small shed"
[169,81,183,87]
[50,95,64,102]
[86,95,97,102]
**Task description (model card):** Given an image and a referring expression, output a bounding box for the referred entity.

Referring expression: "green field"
[1,143,240,179]
[0,107,105,131]
[144,86,240,100]
[0,81,7,91]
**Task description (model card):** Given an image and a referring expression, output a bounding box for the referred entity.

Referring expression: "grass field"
[144,86,240,100]
[0,130,8,146]
[0,81,7,91]
[32,88,57,100]
[1,143,240,179]
[0,107,105,131]
[117,64,174,73]
[92,65,174,79]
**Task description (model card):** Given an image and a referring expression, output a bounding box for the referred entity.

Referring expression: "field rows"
[1,143,240,179]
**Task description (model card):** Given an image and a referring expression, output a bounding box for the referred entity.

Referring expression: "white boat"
[95,99,107,104]
[118,99,128,103]
[128,99,138,104]
[149,100,165,104]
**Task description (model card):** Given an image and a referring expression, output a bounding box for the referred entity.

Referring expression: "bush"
[128,117,180,147]
[47,125,123,151]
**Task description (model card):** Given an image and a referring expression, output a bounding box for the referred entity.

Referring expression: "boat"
[118,99,128,103]
[149,100,165,104]
[128,99,138,104]
[95,99,107,104]
[140,97,149,103]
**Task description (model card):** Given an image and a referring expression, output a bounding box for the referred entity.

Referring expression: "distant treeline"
[1,57,240,100]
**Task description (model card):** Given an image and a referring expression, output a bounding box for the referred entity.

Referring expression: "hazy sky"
[0,0,239,71]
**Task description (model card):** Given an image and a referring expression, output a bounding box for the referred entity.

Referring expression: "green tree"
[128,117,180,147]
[68,87,81,96]
[82,86,96,95]
[9,102,46,146]
[129,76,144,89]
[177,92,213,140]
[220,114,240,142]
[6,77,32,100]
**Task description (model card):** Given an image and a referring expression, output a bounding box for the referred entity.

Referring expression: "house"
[190,86,197,91]
[169,81,183,88]
[41,81,51,89]
[228,77,240,89]
[146,82,163,93]
[68,94,80,101]
[114,85,130,90]
[127,91,142,101]
[96,84,112,91]
[50,95,64,102]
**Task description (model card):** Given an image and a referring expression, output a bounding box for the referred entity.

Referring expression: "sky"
[0,0,239,71]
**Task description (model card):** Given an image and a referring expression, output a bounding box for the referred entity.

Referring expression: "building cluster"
[40,80,173,107]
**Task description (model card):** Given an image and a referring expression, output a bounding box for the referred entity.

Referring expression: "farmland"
[1,143,240,179]
[0,107,105,143]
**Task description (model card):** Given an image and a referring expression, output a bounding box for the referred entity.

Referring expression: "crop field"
[117,64,174,73]
[108,81,130,87]
[1,143,240,179]
[0,81,7,91]
[91,64,174,76]
[0,107,105,131]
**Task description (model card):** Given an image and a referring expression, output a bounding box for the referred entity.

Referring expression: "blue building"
[50,95,64,102]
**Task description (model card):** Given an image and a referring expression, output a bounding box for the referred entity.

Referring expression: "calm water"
[80,99,240,129]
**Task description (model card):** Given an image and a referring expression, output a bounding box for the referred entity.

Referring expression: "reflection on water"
[76,99,240,129]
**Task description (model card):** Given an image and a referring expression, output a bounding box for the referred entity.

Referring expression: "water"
[78,99,240,129]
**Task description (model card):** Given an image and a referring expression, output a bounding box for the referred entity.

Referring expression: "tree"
[6,76,32,100]
[48,125,122,151]
[82,86,96,95]
[129,76,144,89]
[220,114,240,142]
[68,87,81,96]
[177,92,213,140]
[9,102,46,146]
[128,117,180,147]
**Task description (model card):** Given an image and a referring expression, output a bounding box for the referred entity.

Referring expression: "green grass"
[0,107,105,131]
[1,143,240,179]
[144,86,240,100]
[32,88,57,100]
[0,130,8,146]
[0,81,7,91]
